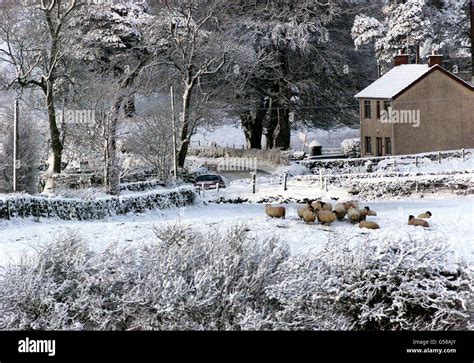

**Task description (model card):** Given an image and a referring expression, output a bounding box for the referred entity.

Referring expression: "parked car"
[194,174,226,190]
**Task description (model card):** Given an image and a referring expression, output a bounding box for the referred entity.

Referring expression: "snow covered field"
[1,195,472,266]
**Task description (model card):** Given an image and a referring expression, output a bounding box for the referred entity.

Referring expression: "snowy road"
[0,197,472,266]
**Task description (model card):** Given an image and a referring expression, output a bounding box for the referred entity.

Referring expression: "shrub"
[0,227,471,330]
[341,138,361,158]
[310,236,473,330]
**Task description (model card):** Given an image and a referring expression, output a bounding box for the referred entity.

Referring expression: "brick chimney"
[394,50,409,67]
[428,52,443,67]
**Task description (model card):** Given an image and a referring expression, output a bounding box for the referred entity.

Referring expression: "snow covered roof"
[309,140,321,147]
[355,64,430,99]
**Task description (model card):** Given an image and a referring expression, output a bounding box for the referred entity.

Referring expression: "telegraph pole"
[12,99,19,192]
[170,86,178,179]
[470,0,474,83]
[13,99,20,192]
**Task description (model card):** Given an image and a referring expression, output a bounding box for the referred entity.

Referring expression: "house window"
[364,100,371,119]
[376,101,381,119]
[365,136,372,154]
[384,100,390,112]
[385,137,392,155]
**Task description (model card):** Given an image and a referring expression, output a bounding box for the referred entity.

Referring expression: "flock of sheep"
[265,200,432,229]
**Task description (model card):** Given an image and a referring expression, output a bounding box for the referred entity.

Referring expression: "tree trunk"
[46,84,63,174]
[104,97,122,195]
[104,55,151,195]
[240,97,266,149]
[273,107,291,150]
[124,94,135,118]
[177,85,193,168]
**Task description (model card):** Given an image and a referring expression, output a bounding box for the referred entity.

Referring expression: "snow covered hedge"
[346,174,473,199]
[300,149,469,173]
[120,179,166,192]
[0,186,196,221]
[0,226,471,330]
[341,138,361,158]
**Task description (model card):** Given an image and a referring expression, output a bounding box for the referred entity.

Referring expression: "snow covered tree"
[352,0,471,72]
[0,0,81,176]
[70,2,163,194]
[224,1,338,149]
[125,109,175,181]
[224,1,366,149]
[148,0,227,168]
[0,98,41,194]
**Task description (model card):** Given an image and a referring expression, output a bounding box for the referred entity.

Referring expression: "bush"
[341,138,361,158]
[310,236,473,330]
[0,227,471,330]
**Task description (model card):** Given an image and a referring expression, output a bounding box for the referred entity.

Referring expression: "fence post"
[216,182,219,192]
[201,182,205,196]
[252,173,256,194]
[438,151,441,164]
[324,176,328,192]
[415,156,418,167]
[415,180,418,193]
[462,148,465,161]
[283,173,288,191]
[319,169,323,189]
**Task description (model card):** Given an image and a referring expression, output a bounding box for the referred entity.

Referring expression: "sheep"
[297,201,313,219]
[343,200,359,210]
[347,207,361,224]
[301,207,317,224]
[265,204,286,219]
[359,221,380,229]
[316,210,337,225]
[408,215,429,227]
[333,203,347,220]
[358,206,376,221]
[312,200,333,212]
[297,205,309,219]
[417,211,432,219]
[358,206,370,221]
[367,209,377,216]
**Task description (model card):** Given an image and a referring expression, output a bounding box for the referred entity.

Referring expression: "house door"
[376,137,383,156]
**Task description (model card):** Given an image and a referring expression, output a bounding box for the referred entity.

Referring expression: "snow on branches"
[0,225,471,330]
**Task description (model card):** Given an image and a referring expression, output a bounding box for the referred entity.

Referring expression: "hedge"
[0,186,196,221]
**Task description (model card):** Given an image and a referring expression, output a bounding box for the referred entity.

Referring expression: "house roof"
[355,64,430,99]
[355,64,474,100]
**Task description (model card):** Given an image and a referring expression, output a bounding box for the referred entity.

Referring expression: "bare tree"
[0,0,81,176]
[125,110,174,181]
[152,0,227,168]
